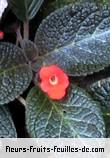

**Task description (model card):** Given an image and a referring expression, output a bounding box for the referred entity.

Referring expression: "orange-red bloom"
[0,31,4,40]
[39,65,69,100]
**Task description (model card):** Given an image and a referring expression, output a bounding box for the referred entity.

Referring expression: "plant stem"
[16,27,30,63]
[23,19,29,40]
[17,96,26,107]
[16,27,23,48]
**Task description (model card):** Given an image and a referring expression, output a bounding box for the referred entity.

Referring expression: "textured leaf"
[89,77,110,110]
[89,77,110,137]
[26,85,105,138]
[8,0,44,21]
[42,0,76,17]
[0,42,32,105]
[0,105,17,138]
[43,0,108,18]
[35,3,110,76]
[103,112,110,138]
[22,39,38,61]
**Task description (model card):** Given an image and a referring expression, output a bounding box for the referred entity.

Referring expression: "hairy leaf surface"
[0,42,32,105]
[26,85,105,138]
[0,105,17,137]
[22,39,38,61]
[89,77,110,110]
[35,3,110,76]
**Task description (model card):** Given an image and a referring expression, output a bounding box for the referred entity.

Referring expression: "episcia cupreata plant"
[1,0,110,138]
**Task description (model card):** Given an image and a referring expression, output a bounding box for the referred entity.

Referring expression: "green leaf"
[89,77,110,110]
[0,42,32,105]
[103,112,110,138]
[0,105,17,138]
[22,39,38,61]
[89,77,110,137]
[8,0,44,21]
[22,39,42,72]
[35,3,110,76]
[26,85,105,138]
[42,0,76,17]
[43,0,109,18]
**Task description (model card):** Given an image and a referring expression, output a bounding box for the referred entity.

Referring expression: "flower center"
[49,75,58,85]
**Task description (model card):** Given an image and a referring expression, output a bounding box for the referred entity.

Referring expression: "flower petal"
[0,31,4,40]
[39,65,54,80]
[47,65,69,88]
[58,74,69,88]
[39,65,70,100]
[40,81,51,92]
[47,88,66,100]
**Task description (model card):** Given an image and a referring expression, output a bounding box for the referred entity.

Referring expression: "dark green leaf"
[42,0,76,17]
[26,85,105,138]
[89,77,110,110]
[8,0,44,21]
[0,42,32,105]
[0,105,17,138]
[43,0,109,18]
[22,39,38,61]
[89,77,110,138]
[103,112,110,138]
[35,3,110,76]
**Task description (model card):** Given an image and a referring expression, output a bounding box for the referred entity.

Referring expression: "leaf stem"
[16,27,30,64]
[23,19,29,40]
[16,27,23,47]
[17,96,26,107]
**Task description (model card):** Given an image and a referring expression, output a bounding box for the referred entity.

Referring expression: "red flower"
[0,31,4,40]
[39,65,69,100]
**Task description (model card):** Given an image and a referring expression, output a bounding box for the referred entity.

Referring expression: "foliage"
[0,105,17,137]
[0,0,110,138]
[26,85,105,138]
[8,0,44,21]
